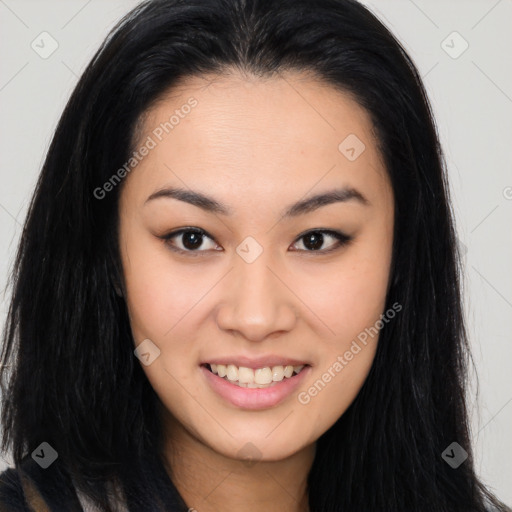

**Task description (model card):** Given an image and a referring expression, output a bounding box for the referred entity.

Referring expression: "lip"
[200,363,311,410]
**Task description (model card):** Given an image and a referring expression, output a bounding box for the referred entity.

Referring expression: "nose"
[215,251,298,342]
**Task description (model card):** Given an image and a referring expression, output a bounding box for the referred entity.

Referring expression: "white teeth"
[226,364,238,381]
[272,366,284,381]
[207,363,306,387]
[254,367,273,385]
[238,366,254,384]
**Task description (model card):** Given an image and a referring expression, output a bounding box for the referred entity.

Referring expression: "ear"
[114,282,123,297]
[111,271,125,297]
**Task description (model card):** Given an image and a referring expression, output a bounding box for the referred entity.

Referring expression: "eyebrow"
[144,185,369,218]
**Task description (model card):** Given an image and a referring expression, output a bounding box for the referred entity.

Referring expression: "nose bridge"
[215,243,297,340]
[235,244,284,313]
[236,249,277,304]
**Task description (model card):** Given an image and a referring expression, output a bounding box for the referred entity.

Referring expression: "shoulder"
[0,457,83,512]
[0,465,31,511]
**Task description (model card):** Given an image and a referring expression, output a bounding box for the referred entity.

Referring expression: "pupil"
[183,231,202,250]
[304,232,323,250]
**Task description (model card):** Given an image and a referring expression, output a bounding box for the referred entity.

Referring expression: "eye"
[291,229,352,253]
[159,228,352,256]
[161,228,219,255]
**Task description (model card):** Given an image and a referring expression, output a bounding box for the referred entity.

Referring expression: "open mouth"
[202,363,309,389]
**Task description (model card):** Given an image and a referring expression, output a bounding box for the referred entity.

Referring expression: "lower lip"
[200,365,311,410]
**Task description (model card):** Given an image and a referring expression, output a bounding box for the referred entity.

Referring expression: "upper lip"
[202,355,310,369]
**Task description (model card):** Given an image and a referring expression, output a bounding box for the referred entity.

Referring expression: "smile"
[200,363,311,410]
[206,363,305,388]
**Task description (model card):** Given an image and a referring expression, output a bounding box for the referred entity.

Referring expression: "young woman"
[0,0,509,511]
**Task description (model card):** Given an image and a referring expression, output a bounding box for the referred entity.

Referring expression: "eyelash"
[159,227,353,257]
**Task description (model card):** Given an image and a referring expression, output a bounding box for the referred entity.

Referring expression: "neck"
[162,413,315,512]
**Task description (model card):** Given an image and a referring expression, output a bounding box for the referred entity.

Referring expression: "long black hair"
[1,0,508,510]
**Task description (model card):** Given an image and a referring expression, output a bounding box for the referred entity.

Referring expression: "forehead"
[124,71,390,210]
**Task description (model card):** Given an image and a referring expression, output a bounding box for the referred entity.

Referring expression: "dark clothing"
[0,455,190,512]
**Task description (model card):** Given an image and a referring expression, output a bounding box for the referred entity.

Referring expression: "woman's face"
[118,72,394,462]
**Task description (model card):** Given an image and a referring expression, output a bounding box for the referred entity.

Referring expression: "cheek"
[121,240,207,427]
[298,248,391,342]
[121,235,206,342]
[292,238,391,424]
[298,344,377,433]
[120,233,214,392]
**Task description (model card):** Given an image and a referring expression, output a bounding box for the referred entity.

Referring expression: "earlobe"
[114,283,123,297]
[111,273,125,297]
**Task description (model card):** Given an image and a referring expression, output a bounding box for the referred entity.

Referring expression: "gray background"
[0,0,510,505]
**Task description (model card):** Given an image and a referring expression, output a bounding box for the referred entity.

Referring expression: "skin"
[118,70,394,512]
